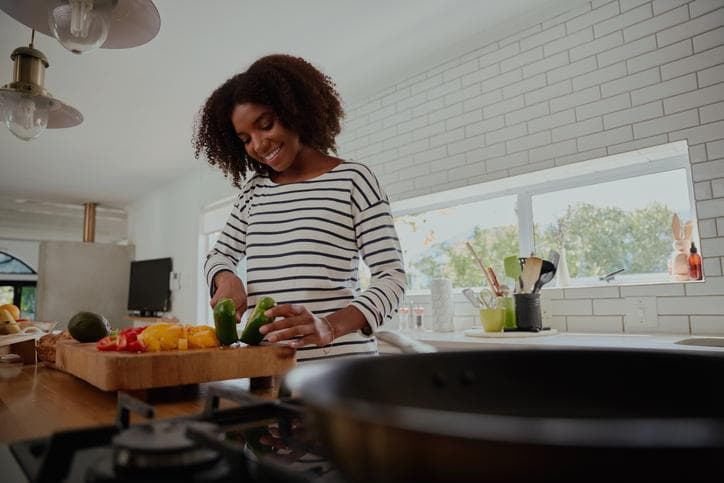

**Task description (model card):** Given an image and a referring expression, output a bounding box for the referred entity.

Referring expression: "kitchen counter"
[381,330,724,353]
[0,364,280,443]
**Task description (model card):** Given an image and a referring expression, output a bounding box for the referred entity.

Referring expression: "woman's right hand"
[210,271,247,322]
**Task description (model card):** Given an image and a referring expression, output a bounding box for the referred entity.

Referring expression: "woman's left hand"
[258,304,334,348]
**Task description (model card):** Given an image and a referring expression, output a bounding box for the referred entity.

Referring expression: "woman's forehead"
[231,102,273,128]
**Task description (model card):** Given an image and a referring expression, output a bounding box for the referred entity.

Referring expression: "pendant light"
[0,31,82,141]
[0,0,160,55]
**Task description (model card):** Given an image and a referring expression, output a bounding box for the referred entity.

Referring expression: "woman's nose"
[251,135,269,156]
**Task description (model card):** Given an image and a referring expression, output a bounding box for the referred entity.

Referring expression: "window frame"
[390,141,697,290]
[0,250,38,317]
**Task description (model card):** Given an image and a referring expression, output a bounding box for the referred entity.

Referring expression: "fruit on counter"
[240,296,277,346]
[0,303,20,320]
[213,298,239,346]
[68,311,111,342]
[0,308,21,334]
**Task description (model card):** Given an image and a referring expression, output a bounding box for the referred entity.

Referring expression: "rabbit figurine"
[670,214,693,281]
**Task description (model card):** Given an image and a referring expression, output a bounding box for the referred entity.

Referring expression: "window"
[532,169,693,285]
[395,195,518,290]
[0,250,38,319]
[392,141,698,292]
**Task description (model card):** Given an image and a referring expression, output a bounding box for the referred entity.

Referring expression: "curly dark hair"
[192,54,344,187]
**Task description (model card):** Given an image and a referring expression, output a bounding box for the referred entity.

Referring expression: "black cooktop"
[7,387,344,483]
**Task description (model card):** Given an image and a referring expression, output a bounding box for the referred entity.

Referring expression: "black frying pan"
[286,343,724,483]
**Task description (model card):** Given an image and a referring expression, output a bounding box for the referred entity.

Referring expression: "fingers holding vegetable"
[260,304,334,348]
[210,271,247,321]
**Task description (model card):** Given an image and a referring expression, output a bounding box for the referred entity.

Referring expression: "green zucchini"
[213,298,238,346]
[240,296,276,345]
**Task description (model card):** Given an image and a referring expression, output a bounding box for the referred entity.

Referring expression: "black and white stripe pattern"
[204,161,407,362]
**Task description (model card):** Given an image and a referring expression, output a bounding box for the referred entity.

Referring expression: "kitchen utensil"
[548,249,560,270]
[520,257,555,279]
[533,251,560,292]
[465,242,500,296]
[487,267,502,295]
[55,341,296,391]
[462,288,482,308]
[519,256,543,293]
[478,288,496,309]
[285,343,724,483]
[504,255,522,291]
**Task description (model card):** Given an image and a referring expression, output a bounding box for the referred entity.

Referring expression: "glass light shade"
[1,94,50,141]
[48,0,112,54]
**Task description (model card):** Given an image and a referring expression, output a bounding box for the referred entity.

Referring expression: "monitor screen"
[127,257,172,315]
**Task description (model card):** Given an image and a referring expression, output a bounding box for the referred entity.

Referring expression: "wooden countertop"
[0,364,279,443]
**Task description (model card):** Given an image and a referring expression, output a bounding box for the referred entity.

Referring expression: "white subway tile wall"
[339,0,724,336]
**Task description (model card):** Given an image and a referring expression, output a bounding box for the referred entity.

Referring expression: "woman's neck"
[271,145,341,184]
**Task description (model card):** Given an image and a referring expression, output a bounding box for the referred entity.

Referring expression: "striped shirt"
[204,161,407,363]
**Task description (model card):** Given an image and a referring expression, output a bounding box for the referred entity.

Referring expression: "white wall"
[126,165,236,323]
[337,0,724,335]
[36,241,133,328]
[128,0,724,334]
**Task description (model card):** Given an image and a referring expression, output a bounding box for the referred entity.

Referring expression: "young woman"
[193,54,406,362]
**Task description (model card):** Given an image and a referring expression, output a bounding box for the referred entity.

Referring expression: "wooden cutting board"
[55,341,296,391]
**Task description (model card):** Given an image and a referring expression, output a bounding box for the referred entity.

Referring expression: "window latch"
[599,268,625,283]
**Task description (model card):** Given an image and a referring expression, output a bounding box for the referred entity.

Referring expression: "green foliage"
[410,224,519,289]
[405,202,675,288]
[535,201,674,278]
[20,286,36,319]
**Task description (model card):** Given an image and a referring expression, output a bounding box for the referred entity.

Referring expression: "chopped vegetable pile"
[95,324,219,352]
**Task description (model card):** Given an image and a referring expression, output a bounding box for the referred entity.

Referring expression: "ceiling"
[0,0,569,214]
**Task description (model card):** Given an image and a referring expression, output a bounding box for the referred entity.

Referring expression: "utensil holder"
[514,293,541,331]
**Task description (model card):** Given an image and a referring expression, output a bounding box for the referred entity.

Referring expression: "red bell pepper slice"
[96,334,127,351]
[126,340,144,353]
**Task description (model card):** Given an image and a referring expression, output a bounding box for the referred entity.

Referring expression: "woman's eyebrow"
[254,111,273,126]
[237,112,273,136]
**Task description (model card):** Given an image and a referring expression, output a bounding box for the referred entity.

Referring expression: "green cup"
[499,296,516,329]
[480,308,505,332]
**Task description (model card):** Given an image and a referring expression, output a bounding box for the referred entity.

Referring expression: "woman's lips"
[263,144,283,163]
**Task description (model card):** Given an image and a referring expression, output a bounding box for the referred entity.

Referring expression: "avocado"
[68,311,110,342]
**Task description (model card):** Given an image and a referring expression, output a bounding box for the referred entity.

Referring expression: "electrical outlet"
[624,297,658,331]
[169,272,182,291]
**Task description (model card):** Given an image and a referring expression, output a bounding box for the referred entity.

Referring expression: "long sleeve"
[348,167,407,330]
[203,186,252,294]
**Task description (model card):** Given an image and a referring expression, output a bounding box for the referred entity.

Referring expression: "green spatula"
[504,255,521,291]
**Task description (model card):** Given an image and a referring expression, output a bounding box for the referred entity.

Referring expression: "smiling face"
[230,102,302,173]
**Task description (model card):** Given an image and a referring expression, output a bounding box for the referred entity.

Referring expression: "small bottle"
[413,306,424,333]
[398,305,410,332]
[688,242,703,280]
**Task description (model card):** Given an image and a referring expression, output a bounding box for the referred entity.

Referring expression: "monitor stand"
[138,310,159,317]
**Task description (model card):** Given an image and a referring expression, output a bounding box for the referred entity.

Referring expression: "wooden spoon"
[520,257,543,293]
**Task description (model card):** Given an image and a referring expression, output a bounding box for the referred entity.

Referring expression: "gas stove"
[4,386,344,483]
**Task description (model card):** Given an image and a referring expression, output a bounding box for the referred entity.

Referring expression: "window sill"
[403,276,705,297]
